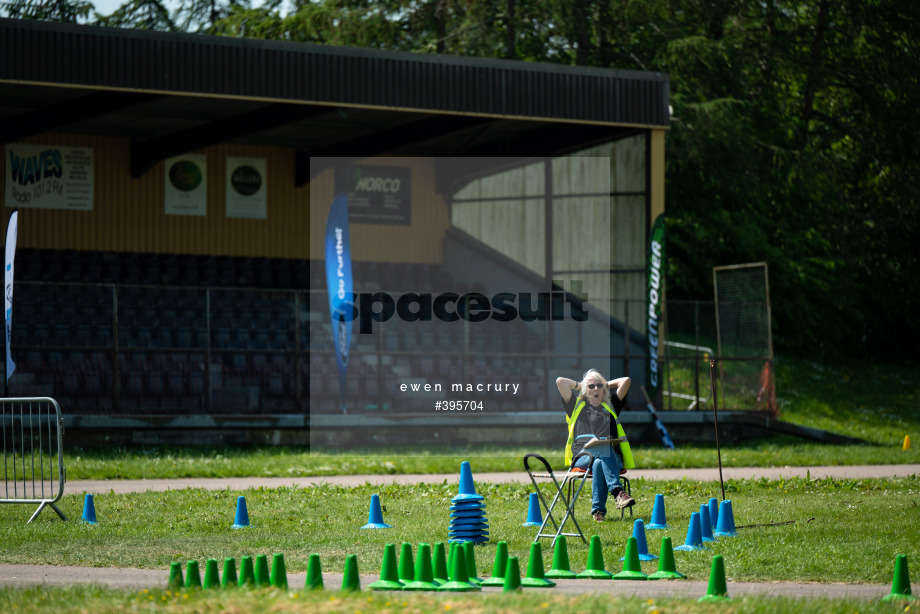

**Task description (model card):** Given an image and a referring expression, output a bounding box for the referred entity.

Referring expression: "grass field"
[2,476,919,611]
[2,356,918,612]
[2,585,915,614]
[1,586,917,614]
[2,477,917,582]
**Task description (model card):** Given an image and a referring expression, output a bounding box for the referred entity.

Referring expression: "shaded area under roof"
[0,18,669,185]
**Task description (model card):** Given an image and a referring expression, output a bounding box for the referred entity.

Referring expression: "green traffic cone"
[271,553,288,589]
[342,554,361,592]
[221,558,238,588]
[480,541,509,587]
[402,543,440,591]
[463,541,483,585]
[698,554,729,602]
[167,562,184,590]
[185,560,202,589]
[577,535,612,579]
[203,558,220,589]
[545,536,577,579]
[437,544,480,591]
[398,543,415,584]
[520,542,555,587]
[882,555,917,601]
[305,554,324,591]
[432,542,449,585]
[446,543,456,577]
[238,556,255,588]
[648,536,686,580]
[369,543,404,591]
[613,536,648,580]
[254,554,271,587]
[503,555,522,592]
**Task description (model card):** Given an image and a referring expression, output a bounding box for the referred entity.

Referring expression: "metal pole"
[709,359,726,501]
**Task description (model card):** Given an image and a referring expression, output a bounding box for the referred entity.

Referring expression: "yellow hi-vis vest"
[565,400,635,469]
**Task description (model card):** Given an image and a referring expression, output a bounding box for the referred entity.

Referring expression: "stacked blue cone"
[449,462,488,544]
[647,494,668,529]
[361,494,393,529]
[714,500,736,537]
[523,493,542,527]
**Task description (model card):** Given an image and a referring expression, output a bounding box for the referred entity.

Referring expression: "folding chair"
[524,451,633,547]
[524,451,595,546]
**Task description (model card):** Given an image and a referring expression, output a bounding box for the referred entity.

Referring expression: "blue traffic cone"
[81,493,97,524]
[523,493,542,526]
[361,494,393,529]
[232,496,250,529]
[674,511,706,551]
[453,461,483,502]
[647,494,668,529]
[714,500,736,537]
[699,504,715,542]
[621,519,657,561]
[708,498,719,530]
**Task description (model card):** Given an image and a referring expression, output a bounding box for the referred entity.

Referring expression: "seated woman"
[555,369,636,522]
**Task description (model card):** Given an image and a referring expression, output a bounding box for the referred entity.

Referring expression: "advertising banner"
[324,193,354,413]
[164,154,207,216]
[5,209,18,384]
[335,164,411,225]
[646,214,666,403]
[5,144,93,210]
[226,157,267,219]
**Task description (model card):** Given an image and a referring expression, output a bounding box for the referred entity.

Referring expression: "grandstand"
[0,19,669,446]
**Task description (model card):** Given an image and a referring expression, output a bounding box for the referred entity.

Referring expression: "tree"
[3,0,93,21]
[173,0,251,33]
[96,0,176,30]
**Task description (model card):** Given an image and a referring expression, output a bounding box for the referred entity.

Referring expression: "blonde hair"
[578,369,610,402]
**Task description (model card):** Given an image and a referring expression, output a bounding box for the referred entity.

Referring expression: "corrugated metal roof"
[0,18,669,128]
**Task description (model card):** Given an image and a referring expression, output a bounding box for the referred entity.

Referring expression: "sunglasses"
[587,383,604,390]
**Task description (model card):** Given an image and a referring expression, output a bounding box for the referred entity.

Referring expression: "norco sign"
[354,175,401,193]
[335,164,411,225]
[334,288,590,334]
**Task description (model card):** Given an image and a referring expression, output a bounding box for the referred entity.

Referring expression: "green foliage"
[657,1,920,360]
[3,0,92,21]
[94,0,175,30]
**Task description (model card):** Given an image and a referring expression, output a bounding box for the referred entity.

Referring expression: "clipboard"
[581,435,626,449]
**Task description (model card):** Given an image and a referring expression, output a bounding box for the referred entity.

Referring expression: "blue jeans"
[573,444,624,515]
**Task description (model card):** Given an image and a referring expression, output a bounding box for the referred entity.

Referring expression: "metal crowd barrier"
[1,397,67,522]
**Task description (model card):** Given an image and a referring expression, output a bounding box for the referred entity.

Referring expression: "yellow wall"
[650,128,666,222]
[308,157,451,264]
[3,134,666,266]
[2,134,309,259]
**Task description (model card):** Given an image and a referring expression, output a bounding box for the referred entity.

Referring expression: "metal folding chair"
[523,451,595,546]
[524,451,634,547]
